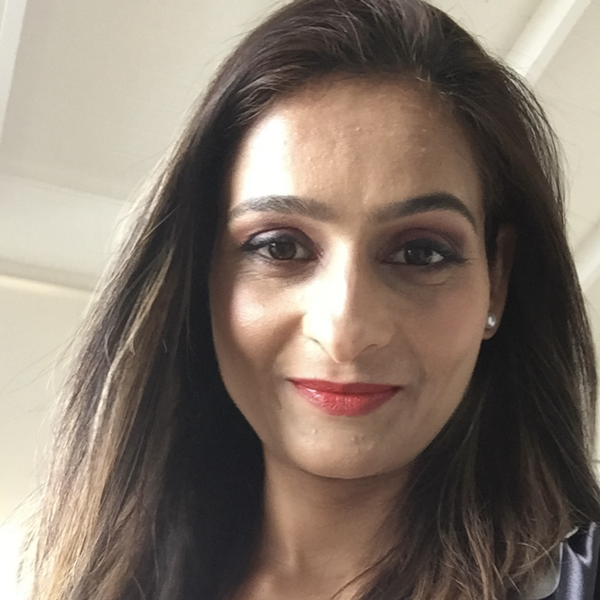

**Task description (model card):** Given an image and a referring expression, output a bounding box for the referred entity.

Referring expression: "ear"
[483,224,515,340]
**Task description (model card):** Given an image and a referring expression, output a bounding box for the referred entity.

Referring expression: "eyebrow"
[227,192,477,229]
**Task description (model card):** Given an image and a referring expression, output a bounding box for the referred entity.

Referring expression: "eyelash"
[239,230,466,269]
[240,231,317,262]
[382,237,466,267]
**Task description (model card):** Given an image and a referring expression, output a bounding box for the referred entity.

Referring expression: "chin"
[275,442,414,482]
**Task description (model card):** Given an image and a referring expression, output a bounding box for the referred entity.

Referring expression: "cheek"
[408,277,489,381]
[436,291,486,344]
[209,267,293,380]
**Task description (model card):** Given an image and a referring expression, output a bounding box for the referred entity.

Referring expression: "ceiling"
[1,0,600,302]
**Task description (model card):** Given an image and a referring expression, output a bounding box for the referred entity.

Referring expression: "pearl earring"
[486,313,497,329]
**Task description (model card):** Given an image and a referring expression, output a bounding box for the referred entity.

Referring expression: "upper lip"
[289,378,401,394]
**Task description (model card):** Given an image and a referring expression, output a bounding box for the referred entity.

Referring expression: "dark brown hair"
[29,1,600,599]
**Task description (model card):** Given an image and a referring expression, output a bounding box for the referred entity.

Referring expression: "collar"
[520,527,578,600]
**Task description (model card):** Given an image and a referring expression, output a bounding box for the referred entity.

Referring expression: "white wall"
[0,275,90,523]
[0,173,125,290]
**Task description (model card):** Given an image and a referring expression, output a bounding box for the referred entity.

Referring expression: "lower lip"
[290,382,400,417]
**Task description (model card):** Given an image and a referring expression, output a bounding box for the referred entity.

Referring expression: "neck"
[245,455,407,599]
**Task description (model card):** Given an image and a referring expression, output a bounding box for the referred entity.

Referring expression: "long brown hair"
[28,1,600,599]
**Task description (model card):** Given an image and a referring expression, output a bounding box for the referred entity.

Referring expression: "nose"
[301,253,394,363]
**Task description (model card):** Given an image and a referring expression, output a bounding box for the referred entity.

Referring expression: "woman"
[28,0,600,599]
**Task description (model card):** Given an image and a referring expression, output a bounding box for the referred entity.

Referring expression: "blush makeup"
[289,379,400,416]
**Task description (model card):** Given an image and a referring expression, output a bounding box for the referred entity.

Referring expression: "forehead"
[228,77,483,226]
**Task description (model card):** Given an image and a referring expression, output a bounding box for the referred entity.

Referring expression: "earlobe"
[485,313,498,330]
[483,224,516,339]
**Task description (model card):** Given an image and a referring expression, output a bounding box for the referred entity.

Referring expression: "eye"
[240,231,315,261]
[385,237,463,267]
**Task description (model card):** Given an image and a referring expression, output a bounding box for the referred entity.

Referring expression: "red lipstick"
[289,378,400,417]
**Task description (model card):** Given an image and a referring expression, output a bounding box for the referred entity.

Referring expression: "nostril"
[302,303,393,364]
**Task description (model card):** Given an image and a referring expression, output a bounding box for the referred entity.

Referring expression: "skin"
[209,77,512,599]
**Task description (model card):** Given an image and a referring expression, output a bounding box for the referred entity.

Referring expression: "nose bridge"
[303,246,393,362]
[330,251,368,323]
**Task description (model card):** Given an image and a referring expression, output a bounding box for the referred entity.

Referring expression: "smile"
[288,378,401,417]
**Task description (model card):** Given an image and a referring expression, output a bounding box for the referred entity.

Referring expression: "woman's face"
[209,78,510,481]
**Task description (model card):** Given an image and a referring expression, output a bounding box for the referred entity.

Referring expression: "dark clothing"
[540,523,600,599]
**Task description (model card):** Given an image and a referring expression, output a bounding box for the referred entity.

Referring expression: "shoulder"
[541,523,600,600]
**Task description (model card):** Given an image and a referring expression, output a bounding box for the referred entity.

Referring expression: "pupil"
[406,246,432,265]
[269,241,296,260]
